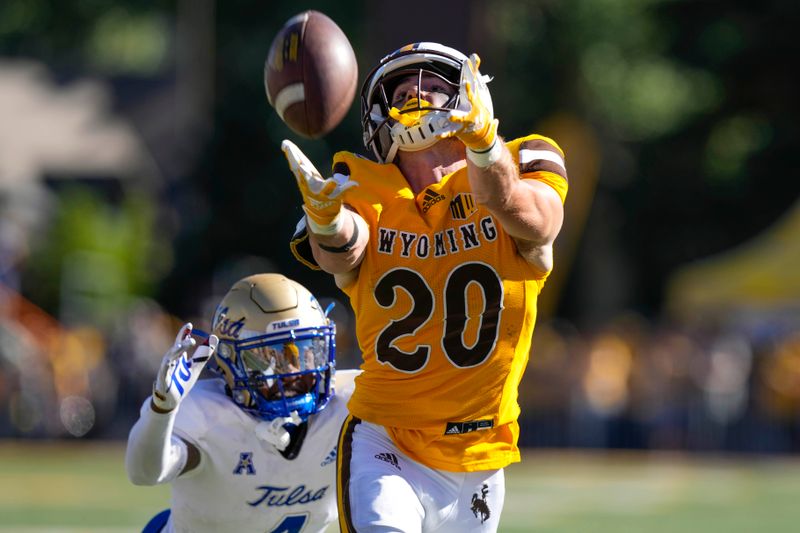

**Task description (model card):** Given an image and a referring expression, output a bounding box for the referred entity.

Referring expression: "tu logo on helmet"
[213,306,245,338]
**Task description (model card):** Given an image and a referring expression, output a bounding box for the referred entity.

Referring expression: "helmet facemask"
[361,43,471,163]
[215,325,335,423]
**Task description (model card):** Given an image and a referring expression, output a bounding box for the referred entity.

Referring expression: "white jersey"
[161,370,357,533]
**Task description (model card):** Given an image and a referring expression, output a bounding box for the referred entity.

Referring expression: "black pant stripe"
[337,415,361,532]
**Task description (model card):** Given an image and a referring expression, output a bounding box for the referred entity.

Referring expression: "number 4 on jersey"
[269,513,308,533]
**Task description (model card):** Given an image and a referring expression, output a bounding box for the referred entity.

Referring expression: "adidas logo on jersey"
[374,452,400,470]
[320,447,337,467]
[445,419,494,435]
[422,189,446,213]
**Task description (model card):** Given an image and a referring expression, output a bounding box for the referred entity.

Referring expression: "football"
[264,10,358,138]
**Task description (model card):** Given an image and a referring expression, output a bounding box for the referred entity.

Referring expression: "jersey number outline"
[268,513,308,533]
[374,263,503,372]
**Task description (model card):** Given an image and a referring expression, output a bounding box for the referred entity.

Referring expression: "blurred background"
[1,0,799,530]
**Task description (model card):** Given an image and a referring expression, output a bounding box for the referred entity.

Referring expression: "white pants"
[337,417,504,532]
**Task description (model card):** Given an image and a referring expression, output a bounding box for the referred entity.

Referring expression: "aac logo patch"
[233,452,256,475]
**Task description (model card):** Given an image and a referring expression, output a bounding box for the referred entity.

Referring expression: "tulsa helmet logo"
[213,306,245,338]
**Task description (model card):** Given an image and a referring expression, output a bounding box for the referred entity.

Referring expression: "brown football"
[264,11,358,138]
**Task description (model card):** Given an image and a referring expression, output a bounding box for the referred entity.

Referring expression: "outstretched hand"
[447,53,498,152]
[282,139,358,234]
[152,323,218,413]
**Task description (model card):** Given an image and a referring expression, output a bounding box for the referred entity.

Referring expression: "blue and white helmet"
[360,42,492,163]
[211,273,335,423]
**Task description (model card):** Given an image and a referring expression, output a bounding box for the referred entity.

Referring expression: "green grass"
[0,441,798,532]
[503,451,800,533]
[0,440,168,532]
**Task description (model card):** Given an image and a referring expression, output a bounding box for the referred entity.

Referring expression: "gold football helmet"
[210,273,335,422]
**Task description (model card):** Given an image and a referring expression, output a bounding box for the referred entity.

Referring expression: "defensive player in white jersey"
[125,273,358,533]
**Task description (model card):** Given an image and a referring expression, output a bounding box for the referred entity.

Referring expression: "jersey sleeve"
[508,134,569,204]
[125,398,189,485]
[172,384,211,446]
[289,216,321,270]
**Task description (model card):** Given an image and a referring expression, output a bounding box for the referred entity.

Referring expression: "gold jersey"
[295,134,568,471]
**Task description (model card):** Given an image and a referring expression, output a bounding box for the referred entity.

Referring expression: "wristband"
[318,221,359,253]
[467,140,503,168]
[304,209,344,236]
[151,388,175,413]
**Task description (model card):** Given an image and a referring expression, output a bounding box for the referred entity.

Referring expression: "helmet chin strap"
[254,411,302,451]
[384,140,401,164]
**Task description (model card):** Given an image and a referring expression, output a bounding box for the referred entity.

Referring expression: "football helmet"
[211,273,335,424]
[360,42,493,163]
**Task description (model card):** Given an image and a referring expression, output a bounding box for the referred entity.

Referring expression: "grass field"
[0,441,798,532]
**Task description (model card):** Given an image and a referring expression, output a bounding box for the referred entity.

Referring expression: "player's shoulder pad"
[332,151,408,198]
[331,150,365,176]
[506,134,567,178]
[332,150,371,164]
[506,134,568,203]
[173,379,226,440]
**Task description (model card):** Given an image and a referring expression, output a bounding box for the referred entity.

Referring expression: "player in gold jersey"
[283,42,567,532]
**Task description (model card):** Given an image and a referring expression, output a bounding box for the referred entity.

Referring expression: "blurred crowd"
[0,282,180,439]
[2,279,798,454]
[519,312,800,454]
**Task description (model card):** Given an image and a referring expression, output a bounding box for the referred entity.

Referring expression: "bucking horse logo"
[471,484,491,524]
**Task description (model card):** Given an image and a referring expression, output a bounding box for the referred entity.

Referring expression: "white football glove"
[282,139,358,234]
[152,323,218,412]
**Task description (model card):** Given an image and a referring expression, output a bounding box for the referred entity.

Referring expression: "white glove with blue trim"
[152,323,218,412]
